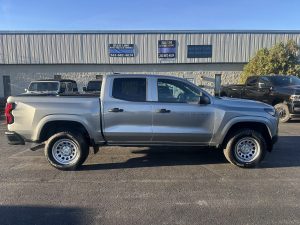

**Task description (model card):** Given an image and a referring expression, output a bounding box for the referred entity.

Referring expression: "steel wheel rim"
[234,137,260,163]
[52,139,79,165]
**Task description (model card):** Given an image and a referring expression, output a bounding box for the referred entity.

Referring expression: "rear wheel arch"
[38,120,91,144]
[223,128,267,167]
[45,131,89,170]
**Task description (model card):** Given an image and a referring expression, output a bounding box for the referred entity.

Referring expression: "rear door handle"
[108,108,124,112]
[156,108,171,113]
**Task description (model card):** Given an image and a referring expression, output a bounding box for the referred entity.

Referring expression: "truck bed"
[6,95,102,143]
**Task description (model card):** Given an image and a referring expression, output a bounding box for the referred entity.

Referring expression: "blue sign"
[109,44,135,57]
[158,40,176,58]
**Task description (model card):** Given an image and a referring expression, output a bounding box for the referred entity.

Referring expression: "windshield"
[268,76,300,86]
[87,81,102,91]
[28,82,59,92]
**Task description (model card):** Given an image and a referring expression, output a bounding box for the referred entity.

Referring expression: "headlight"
[290,95,300,101]
[264,108,276,117]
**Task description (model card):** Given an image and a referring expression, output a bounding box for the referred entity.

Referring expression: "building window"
[187,45,212,58]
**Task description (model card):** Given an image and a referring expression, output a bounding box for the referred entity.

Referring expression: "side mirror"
[83,87,87,92]
[60,87,66,93]
[199,95,211,105]
[258,82,266,88]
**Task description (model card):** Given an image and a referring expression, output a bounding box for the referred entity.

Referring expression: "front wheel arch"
[221,122,272,152]
[223,128,267,168]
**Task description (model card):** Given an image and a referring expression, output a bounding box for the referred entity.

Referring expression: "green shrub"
[240,40,300,83]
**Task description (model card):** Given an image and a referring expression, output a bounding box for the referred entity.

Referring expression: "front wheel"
[274,103,290,123]
[223,129,267,168]
[45,131,89,170]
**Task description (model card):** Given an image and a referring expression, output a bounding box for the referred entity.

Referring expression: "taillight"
[4,103,15,124]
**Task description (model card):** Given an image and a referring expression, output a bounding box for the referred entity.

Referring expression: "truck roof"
[104,73,182,79]
[33,79,77,83]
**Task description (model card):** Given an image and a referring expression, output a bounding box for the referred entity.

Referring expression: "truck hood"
[214,97,272,109]
[274,85,300,95]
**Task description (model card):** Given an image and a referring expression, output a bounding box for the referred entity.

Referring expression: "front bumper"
[5,131,25,145]
[272,134,278,145]
[287,101,300,118]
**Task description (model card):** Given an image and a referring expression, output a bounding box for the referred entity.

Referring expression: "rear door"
[102,77,153,143]
[151,78,215,144]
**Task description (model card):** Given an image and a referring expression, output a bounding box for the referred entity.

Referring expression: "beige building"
[1,30,300,98]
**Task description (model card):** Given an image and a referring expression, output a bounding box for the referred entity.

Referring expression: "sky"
[0,0,300,30]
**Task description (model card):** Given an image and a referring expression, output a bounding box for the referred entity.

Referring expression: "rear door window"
[112,78,146,102]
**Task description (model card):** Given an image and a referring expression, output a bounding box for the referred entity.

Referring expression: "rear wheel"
[223,129,267,168]
[274,103,290,123]
[45,131,89,170]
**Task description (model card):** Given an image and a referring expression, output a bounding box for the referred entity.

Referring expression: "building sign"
[158,40,176,58]
[187,45,212,58]
[109,44,135,57]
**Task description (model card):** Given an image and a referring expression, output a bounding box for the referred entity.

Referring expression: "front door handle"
[108,108,124,112]
[156,108,171,113]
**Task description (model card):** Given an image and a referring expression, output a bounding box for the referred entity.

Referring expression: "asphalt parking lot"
[0,119,299,225]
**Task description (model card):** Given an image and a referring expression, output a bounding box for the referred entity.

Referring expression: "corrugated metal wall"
[0,31,300,64]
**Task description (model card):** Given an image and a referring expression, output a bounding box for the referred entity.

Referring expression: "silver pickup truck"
[5,74,279,170]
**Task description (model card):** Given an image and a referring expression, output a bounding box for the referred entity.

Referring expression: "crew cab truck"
[5,74,278,170]
[220,75,300,122]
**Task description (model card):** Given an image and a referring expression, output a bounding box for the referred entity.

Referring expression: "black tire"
[45,131,89,170]
[223,129,267,168]
[274,103,290,123]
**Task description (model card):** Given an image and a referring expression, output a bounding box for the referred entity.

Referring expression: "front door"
[103,77,153,143]
[151,78,215,144]
[243,76,259,100]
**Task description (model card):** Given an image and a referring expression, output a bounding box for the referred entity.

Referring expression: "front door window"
[157,79,200,103]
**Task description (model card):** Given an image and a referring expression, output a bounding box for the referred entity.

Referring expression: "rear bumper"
[5,131,25,145]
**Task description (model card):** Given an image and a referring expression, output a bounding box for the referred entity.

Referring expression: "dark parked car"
[83,80,102,94]
[220,75,300,122]
[24,79,79,95]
